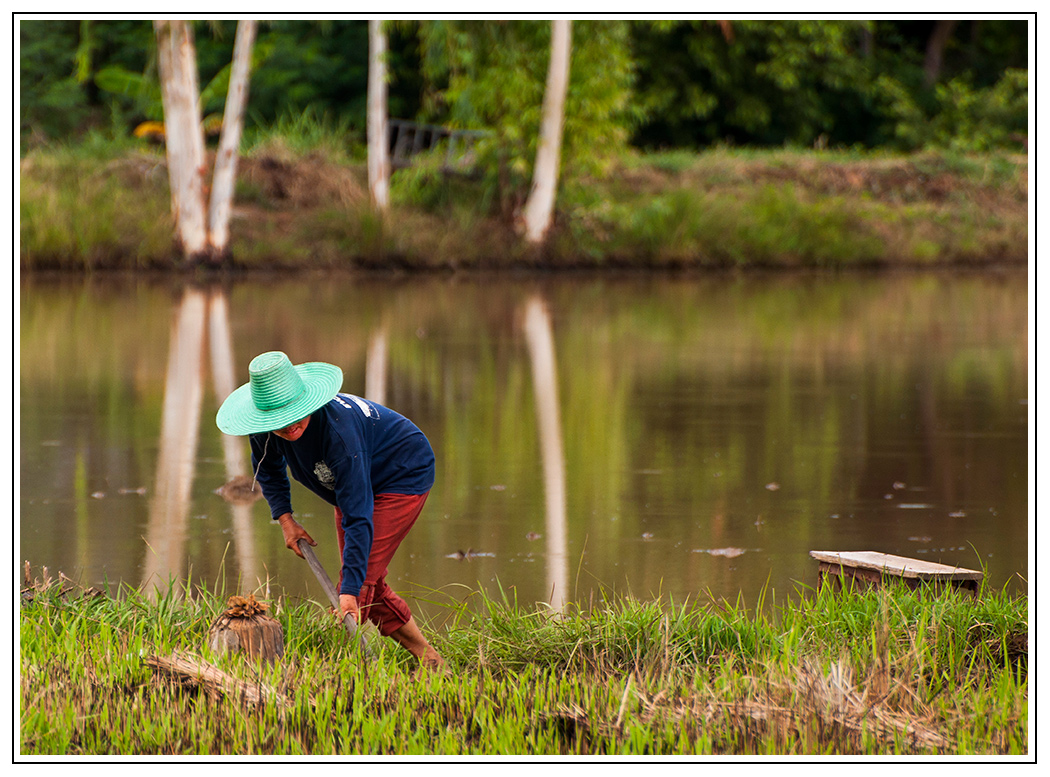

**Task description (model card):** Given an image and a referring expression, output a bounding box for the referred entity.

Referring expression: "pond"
[19,270,1029,623]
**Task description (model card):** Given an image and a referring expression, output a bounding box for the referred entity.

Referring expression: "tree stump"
[208,594,284,663]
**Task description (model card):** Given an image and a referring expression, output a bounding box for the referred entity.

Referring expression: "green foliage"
[93,65,163,120]
[20,19,1028,157]
[245,21,369,126]
[418,20,637,215]
[629,19,1028,152]
[630,20,875,148]
[389,151,455,210]
[20,21,96,142]
[19,146,172,269]
[873,68,1027,152]
[19,581,1027,754]
[243,104,362,161]
[927,70,1028,152]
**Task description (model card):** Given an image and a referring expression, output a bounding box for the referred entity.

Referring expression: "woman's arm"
[250,434,316,557]
[276,512,316,558]
[250,433,293,519]
[329,452,375,598]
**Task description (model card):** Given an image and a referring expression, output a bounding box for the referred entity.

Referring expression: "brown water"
[19,271,1030,622]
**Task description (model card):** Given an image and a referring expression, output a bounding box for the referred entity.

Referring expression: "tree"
[418,21,635,221]
[153,19,257,265]
[522,20,571,244]
[154,20,208,260]
[367,20,391,212]
[629,20,872,148]
[923,20,959,87]
[208,19,257,258]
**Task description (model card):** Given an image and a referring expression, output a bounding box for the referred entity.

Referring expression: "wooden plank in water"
[809,550,982,580]
[810,550,982,596]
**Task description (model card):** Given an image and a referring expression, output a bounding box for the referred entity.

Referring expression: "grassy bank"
[20,570,1027,756]
[18,136,1028,272]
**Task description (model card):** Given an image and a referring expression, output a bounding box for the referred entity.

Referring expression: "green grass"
[242,106,364,165]
[20,147,173,269]
[19,572,1027,756]
[18,134,1027,271]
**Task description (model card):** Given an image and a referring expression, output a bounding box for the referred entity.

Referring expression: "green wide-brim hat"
[216,351,343,436]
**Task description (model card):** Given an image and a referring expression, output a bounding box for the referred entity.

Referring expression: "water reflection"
[365,326,389,405]
[143,287,261,595]
[19,272,1029,614]
[207,290,258,583]
[142,288,207,595]
[522,296,568,613]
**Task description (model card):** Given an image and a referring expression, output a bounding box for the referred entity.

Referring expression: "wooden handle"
[297,539,368,652]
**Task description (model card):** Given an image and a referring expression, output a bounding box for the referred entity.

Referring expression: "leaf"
[199,62,232,114]
[94,65,153,98]
[94,64,163,120]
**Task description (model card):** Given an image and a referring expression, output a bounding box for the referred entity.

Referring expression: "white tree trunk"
[208,19,257,257]
[154,20,208,260]
[522,20,572,245]
[367,19,391,212]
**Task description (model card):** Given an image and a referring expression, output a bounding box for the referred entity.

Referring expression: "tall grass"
[242,106,363,164]
[20,572,1027,756]
[20,146,173,269]
[19,136,1027,270]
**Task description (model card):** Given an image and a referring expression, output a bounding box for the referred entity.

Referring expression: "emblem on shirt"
[314,460,335,490]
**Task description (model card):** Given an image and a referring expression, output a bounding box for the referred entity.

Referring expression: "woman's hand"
[339,593,360,624]
[277,513,315,558]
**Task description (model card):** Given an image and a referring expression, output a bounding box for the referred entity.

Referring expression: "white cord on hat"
[250,432,270,493]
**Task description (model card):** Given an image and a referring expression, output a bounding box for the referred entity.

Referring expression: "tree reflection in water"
[143,288,206,597]
[18,273,1028,609]
[143,287,259,597]
[523,296,568,613]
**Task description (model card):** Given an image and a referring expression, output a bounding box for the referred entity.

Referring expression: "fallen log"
[144,651,292,708]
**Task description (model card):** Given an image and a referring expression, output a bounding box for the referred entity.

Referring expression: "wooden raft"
[810,550,983,596]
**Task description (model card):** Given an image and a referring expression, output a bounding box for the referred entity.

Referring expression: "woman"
[216,351,444,669]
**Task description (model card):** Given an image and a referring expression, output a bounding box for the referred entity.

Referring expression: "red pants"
[334,492,429,637]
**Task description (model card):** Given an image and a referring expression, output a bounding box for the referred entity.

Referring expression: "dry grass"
[19,142,1029,270]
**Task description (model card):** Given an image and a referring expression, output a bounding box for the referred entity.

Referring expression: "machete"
[297,539,372,657]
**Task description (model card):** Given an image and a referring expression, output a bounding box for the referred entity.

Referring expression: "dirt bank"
[19,147,1029,272]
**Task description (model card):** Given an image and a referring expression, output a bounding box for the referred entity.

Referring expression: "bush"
[876,69,1028,153]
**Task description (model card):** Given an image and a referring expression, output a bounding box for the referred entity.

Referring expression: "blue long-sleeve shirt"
[249,393,435,596]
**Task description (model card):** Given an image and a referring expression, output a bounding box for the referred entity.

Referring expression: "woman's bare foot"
[390,617,448,673]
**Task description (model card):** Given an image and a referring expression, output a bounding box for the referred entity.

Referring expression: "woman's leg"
[387,616,444,669]
[334,493,444,668]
